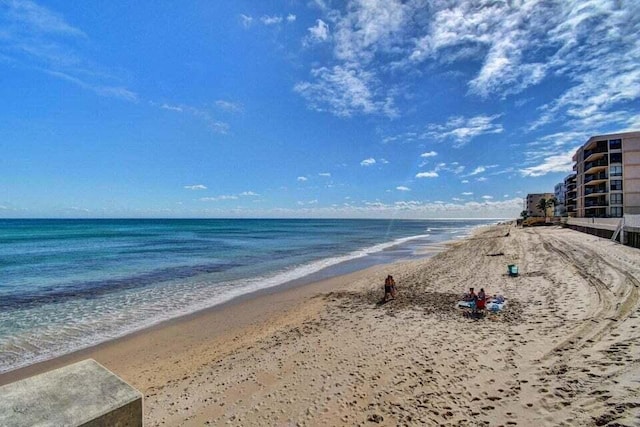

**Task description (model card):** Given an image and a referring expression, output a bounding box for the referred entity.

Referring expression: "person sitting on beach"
[463,287,477,302]
[476,288,487,311]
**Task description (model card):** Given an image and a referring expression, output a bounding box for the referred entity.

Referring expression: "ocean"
[0,218,496,373]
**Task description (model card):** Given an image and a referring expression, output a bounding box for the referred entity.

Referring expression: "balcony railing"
[584,173,608,184]
[584,158,608,171]
[584,187,608,196]
[583,146,608,161]
[585,200,608,208]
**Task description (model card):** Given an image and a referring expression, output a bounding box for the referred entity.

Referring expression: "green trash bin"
[508,264,518,277]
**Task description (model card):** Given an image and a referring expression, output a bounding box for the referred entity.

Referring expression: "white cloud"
[297,176,308,181]
[520,149,575,177]
[318,172,331,177]
[420,151,437,158]
[415,171,438,178]
[4,0,86,37]
[396,186,410,192]
[215,100,243,113]
[240,14,253,28]
[261,15,283,25]
[469,166,485,176]
[379,158,389,164]
[152,102,229,134]
[476,177,488,182]
[200,195,238,202]
[482,195,493,200]
[426,115,504,147]
[162,103,183,112]
[239,191,259,196]
[307,19,329,42]
[462,192,473,196]
[360,158,376,166]
[295,65,397,117]
[184,184,207,190]
[287,14,296,23]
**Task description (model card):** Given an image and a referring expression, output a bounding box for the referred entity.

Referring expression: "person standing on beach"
[384,275,395,301]
[389,275,397,299]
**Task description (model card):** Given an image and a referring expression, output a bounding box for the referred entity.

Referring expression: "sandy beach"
[3,224,640,426]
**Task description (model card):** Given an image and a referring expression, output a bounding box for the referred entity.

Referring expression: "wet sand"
[3,224,640,426]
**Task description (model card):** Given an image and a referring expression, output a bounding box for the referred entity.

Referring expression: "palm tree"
[536,198,548,218]
[520,210,529,219]
[546,197,557,217]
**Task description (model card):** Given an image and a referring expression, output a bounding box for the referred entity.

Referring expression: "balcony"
[583,141,608,162]
[584,158,609,174]
[585,198,608,208]
[584,187,608,196]
[584,172,608,185]
[566,183,577,191]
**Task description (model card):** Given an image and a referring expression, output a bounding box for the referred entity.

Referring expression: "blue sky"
[1,0,639,218]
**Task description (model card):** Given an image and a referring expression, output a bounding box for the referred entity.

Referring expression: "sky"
[1,0,639,219]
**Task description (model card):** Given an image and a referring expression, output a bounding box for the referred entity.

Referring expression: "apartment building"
[525,193,554,217]
[570,131,640,218]
[554,182,567,216]
[564,174,577,217]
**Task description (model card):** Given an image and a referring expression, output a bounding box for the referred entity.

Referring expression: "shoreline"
[0,240,456,386]
[0,221,486,376]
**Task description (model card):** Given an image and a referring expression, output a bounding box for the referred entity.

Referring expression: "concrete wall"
[0,359,142,427]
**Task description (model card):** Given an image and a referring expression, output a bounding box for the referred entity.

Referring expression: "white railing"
[566,217,621,231]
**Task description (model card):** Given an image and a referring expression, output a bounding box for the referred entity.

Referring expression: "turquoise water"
[0,218,495,372]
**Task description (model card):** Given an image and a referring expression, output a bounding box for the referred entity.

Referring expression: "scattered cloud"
[152,101,229,134]
[307,19,330,43]
[0,0,138,101]
[360,158,376,166]
[415,171,438,178]
[425,115,504,147]
[184,184,207,190]
[239,191,259,196]
[200,195,239,202]
[297,176,308,181]
[462,192,473,196]
[396,186,410,192]
[215,100,243,113]
[261,15,283,25]
[318,172,331,177]
[420,151,437,158]
[520,149,575,177]
[482,195,493,200]
[468,166,485,176]
[295,65,397,117]
[240,14,253,28]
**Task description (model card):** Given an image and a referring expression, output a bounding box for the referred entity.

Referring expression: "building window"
[609,139,622,150]
[610,165,623,176]
[610,180,623,191]
[610,193,623,205]
[610,153,622,163]
[610,207,623,217]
